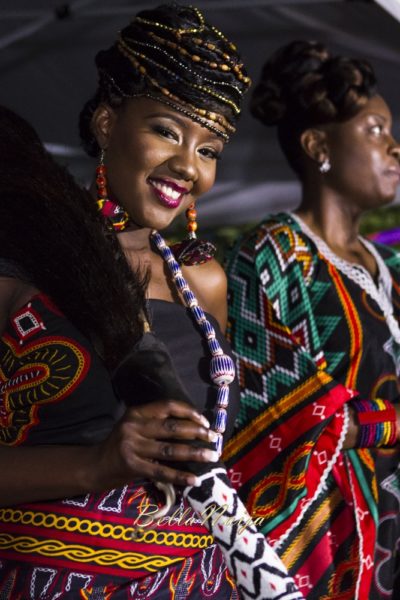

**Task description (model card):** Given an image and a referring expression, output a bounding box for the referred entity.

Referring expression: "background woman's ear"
[300,128,328,164]
[91,104,117,150]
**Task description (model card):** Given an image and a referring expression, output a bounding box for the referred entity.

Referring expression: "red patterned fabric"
[0,294,237,598]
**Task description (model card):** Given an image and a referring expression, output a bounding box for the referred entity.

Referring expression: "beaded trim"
[117,39,234,138]
[273,404,349,551]
[121,37,241,115]
[101,70,230,142]
[290,212,400,345]
[352,398,397,447]
[128,39,244,96]
[151,230,234,455]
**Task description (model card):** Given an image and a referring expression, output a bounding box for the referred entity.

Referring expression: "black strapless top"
[0,257,239,446]
[148,299,240,442]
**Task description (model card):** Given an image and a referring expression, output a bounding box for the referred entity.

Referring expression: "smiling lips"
[148,178,189,208]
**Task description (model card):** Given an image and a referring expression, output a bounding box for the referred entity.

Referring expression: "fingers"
[130,455,201,487]
[125,401,217,444]
[127,400,210,428]
[136,438,219,464]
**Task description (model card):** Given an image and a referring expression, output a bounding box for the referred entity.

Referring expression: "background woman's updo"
[80,3,251,156]
[250,40,377,176]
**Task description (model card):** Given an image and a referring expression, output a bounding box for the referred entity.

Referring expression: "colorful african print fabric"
[0,294,237,599]
[224,212,400,599]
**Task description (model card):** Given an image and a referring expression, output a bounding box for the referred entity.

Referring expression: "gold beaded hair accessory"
[99,4,251,142]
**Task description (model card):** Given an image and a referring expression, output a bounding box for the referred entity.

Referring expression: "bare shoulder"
[182,259,227,332]
[0,278,38,334]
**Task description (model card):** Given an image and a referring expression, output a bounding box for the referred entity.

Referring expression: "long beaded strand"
[151,229,235,455]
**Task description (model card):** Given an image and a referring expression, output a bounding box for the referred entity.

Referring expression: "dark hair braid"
[0,105,147,368]
[250,40,377,175]
[80,2,251,156]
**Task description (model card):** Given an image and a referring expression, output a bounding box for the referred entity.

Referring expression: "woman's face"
[323,95,400,209]
[95,98,225,231]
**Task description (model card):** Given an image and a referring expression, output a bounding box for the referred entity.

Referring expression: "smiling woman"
[89,98,223,239]
[0,5,304,600]
[225,40,400,599]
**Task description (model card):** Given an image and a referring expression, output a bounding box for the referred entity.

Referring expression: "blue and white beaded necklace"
[150,229,235,455]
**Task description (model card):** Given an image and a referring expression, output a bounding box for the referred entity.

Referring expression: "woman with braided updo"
[225,40,400,598]
[0,5,304,600]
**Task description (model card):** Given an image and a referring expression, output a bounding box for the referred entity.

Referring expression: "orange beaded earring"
[186,203,198,240]
[170,201,216,266]
[96,149,130,232]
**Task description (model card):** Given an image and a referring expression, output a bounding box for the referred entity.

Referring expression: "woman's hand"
[0,400,217,507]
[92,399,219,490]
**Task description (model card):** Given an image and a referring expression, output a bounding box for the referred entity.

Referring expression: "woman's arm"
[0,278,218,507]
[0,400,218,507]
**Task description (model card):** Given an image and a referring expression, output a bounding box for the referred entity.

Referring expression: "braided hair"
[250,40,377,177]
[80,2,251,155]
[0,105,147,368]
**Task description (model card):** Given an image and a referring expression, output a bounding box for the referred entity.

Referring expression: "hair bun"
[251,40,376,128]
[250,41,330,126]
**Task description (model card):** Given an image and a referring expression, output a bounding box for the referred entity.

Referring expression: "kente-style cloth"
[224,212,400,599]
[0,292,240,599]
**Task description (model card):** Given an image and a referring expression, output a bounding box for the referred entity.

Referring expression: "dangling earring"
[96,149,130,232]
[319,158,331,173]
[169,201,216,266]
[186,203,198,239]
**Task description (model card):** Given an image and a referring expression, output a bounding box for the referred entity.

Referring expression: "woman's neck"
[294,185,362,250]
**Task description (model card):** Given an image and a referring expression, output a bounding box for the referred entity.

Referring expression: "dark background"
[0,0,399,234]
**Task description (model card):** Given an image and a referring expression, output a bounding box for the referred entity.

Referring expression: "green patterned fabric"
[224,212,400,599]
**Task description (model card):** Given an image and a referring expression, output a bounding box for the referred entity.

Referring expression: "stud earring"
[169,201,216,266]
[319,158,331,173]
[96,149,130,232]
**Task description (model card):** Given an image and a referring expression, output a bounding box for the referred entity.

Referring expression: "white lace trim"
[289,212,400,344]
[273,403,349,552]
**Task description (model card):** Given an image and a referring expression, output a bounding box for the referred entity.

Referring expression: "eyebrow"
[145,111,225,143]
[145,111,189,128]
[366,112,388,122]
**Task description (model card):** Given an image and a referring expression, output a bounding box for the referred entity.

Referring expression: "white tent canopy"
[0,0,399,226]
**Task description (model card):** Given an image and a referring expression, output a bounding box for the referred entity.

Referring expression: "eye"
[370,124,383,136]
[153,124,178,141]
[198,147,222,160]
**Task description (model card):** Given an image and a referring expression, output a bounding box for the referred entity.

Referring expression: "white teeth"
[151,180,181,201]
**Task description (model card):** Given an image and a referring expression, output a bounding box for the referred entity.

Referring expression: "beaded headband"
[99,4,251,142]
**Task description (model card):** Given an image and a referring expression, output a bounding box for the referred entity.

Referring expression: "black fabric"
[148,299,240,442]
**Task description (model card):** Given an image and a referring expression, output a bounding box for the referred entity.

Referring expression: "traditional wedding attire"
[0,272,240,599]
[224,212,400,599]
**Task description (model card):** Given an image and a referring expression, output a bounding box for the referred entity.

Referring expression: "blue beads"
[216,384,229,408]
[170,261,181,277]
[182,289,197,306]
[192,305,206,323]
[210,354,235,385]
[215,433,223,456]
[208,337,221,356]
[174,276,186,289]
[199,320,215,339]
[150,230,235,456]
[215,408,227,433]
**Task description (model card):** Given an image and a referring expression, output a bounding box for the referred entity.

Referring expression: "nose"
[167,146,198,182]
[389,135,400,163]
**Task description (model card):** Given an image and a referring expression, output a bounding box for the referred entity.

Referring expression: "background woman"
[224,40,400,599]
[0,5,303,599]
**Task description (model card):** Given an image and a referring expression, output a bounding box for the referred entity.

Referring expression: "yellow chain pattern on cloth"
[0,508,213,548]
[0,533,184,572]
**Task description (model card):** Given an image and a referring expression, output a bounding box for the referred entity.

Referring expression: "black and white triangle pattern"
[184,468,304,600]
